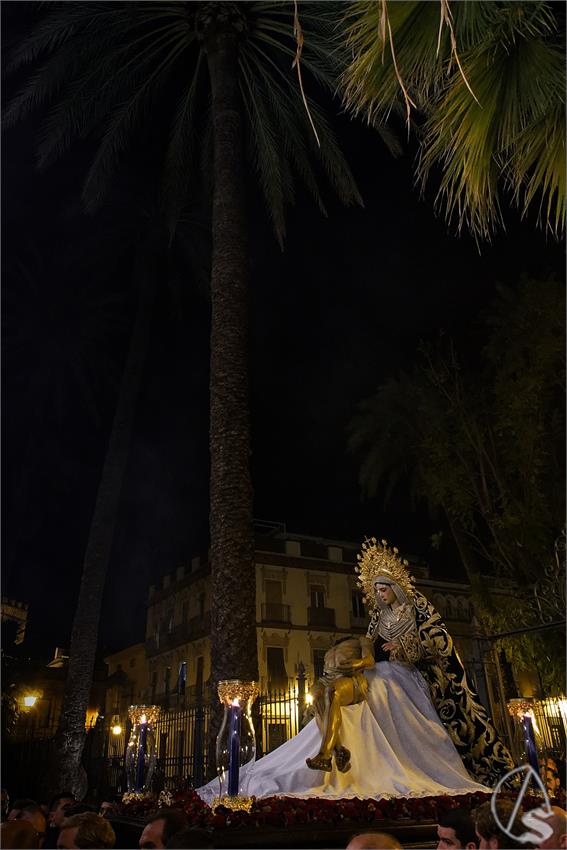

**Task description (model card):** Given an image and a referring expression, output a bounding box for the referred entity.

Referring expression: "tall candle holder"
[125,705,160,793]
[214,680,259,808]
[507,698,541,779]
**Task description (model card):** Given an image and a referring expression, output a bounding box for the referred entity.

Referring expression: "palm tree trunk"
[207,27,258,714]
[50,250,156,798]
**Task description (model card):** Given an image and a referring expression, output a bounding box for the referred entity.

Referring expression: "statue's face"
[375,583,396,605]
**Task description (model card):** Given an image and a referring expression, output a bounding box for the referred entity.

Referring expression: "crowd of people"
[343,800,567,849]
[0,793,213,849]
[1,791,565,849]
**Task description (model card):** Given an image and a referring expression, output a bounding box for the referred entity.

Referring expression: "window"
[265,579,282,605]
[177,661,187,695]
[167,610,174,633]
[352,591,365,618]
[198,593,205,620]
[313,649,326,680]
[182,601,189,623]
[310,584,325,609]
[164,666,171,696]
[266,647,287,689]
[129,657,136,668]
[264,579,284,620]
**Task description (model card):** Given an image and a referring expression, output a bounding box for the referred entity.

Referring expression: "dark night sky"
[2,5,565,660]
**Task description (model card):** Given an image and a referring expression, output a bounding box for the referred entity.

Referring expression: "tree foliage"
[5,2,361,245]
[341,1,565,241]
[349,277,566,691]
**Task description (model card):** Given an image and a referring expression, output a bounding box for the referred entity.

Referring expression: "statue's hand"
[381,641,400,652]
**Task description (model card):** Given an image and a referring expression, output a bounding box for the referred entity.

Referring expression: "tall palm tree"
[341,1,565,241]
[5,2,361,791]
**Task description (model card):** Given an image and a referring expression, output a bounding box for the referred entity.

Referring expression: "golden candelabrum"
[217,680,260,707]
[125,705,160,793]
[212,679,259,810]
[128,704,161,725]
[507,698,541,778]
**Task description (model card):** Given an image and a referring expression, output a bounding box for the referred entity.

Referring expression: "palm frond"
[341,0,565,240]
[239,54,290,246]
[417,8,565,240]
[81,31,190,212]
[416,58,505,240]
[4,2,120,74]
[255,55,328,215]
[306,101,364,208]
[6,0,361,238]
[161,51,206,240]
[507,104,565,237]
[341,1,453,122]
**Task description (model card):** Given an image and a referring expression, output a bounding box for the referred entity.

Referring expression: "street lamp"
[23,695,37,708]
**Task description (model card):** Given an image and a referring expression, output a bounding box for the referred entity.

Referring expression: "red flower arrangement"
[116,787,566,830]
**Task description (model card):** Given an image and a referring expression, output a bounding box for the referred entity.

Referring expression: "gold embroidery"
[398,628,424,663]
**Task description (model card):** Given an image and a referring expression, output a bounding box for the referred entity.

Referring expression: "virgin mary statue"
[197,539,514,803]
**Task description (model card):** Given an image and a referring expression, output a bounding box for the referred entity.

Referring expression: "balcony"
[145,614,210,657]
[261,603,291,625]
[307,606,335,628]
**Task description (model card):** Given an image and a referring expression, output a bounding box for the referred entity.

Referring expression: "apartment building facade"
[139,529,484,710]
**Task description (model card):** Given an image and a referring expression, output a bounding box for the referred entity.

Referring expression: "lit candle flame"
[140,714,147,724]
[524,710,540,735]
[231,698,240,707]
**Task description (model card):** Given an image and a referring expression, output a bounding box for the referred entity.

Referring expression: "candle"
[522,714,540,777]
[135,713,148,791]
[228,699,241,796]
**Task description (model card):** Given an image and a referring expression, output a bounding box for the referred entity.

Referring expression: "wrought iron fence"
[6,682,565,802]
[257,685,303,754]
[3,683,309,800]
[152,700,210,790]
[532,696,567,764]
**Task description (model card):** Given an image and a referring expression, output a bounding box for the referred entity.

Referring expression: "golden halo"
[355,537,415,610]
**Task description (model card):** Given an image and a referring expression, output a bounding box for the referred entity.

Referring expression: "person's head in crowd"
[165,827,214,849]
[532,805,567,849]
[0,818,42,849]
[139,809,190,849]
[346,832,403,850]
[98,801,117,819]
[57,812,115,849]
[48,794,76,829]
[437,808,478,849]
[9,799,37,820]
[19,802,47,839]
[473,800,526,849]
